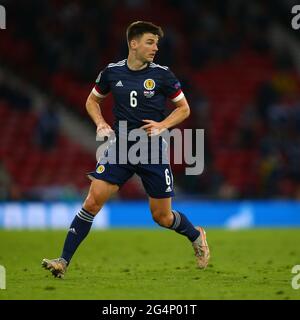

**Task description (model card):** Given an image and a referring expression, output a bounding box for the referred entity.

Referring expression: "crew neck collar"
[125,59,150,72]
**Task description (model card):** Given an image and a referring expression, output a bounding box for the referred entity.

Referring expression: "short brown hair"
[126,21,164,44]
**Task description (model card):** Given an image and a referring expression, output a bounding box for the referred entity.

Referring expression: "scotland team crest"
[96,165,105,174]
[144,79,156,90]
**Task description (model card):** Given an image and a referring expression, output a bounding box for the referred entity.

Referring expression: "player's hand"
[96,122,114,138]
[141,120,167,136]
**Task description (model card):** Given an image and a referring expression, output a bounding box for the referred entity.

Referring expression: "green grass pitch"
[0,229,300,300]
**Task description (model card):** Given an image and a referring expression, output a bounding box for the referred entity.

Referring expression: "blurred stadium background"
[0,0,300,229]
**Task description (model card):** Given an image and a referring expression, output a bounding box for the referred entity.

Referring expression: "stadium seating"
[193,49,274,195]
[1,1,300,199]
[0,101,95,197]
[0,32,277,197]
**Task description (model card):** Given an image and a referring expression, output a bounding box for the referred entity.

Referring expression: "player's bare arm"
[141,96,190,135]
[86,91,114,136]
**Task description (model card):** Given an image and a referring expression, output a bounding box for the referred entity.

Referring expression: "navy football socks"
[61,208,94,264]
[169,210,200,242]
[60,208,199,264]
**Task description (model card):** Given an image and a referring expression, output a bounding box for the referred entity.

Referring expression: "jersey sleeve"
[92,67,110,98]
[162,69,185,102]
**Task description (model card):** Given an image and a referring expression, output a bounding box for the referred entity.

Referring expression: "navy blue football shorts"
[87,137,175,198]
[87,162,175,199]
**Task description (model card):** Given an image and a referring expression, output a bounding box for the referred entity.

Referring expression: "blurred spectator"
[236,104,262,149]
[0,160,22,201]
[255,82,280,124]
[0,84,31,111]
[0,160,11,200]
[36,101,60,151]
[295,184,300,200]
[119,176,147,199]
[259,153,282,197]
[217,182,239,200]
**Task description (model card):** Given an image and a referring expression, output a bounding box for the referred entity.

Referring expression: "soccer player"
[42,21,210,278]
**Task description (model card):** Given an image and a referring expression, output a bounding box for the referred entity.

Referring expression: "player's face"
[135,33,159,63]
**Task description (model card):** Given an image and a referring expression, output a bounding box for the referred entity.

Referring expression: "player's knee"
[83,196,102,215]
[151,209,173,228]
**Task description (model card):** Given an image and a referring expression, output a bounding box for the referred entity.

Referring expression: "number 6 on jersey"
[130,90,137,107]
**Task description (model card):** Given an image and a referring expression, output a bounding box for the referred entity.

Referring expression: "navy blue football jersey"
[92,59,184,133]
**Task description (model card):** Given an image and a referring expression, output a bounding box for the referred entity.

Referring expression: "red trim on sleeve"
[169,89,182,100]
[93,85,105,95]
